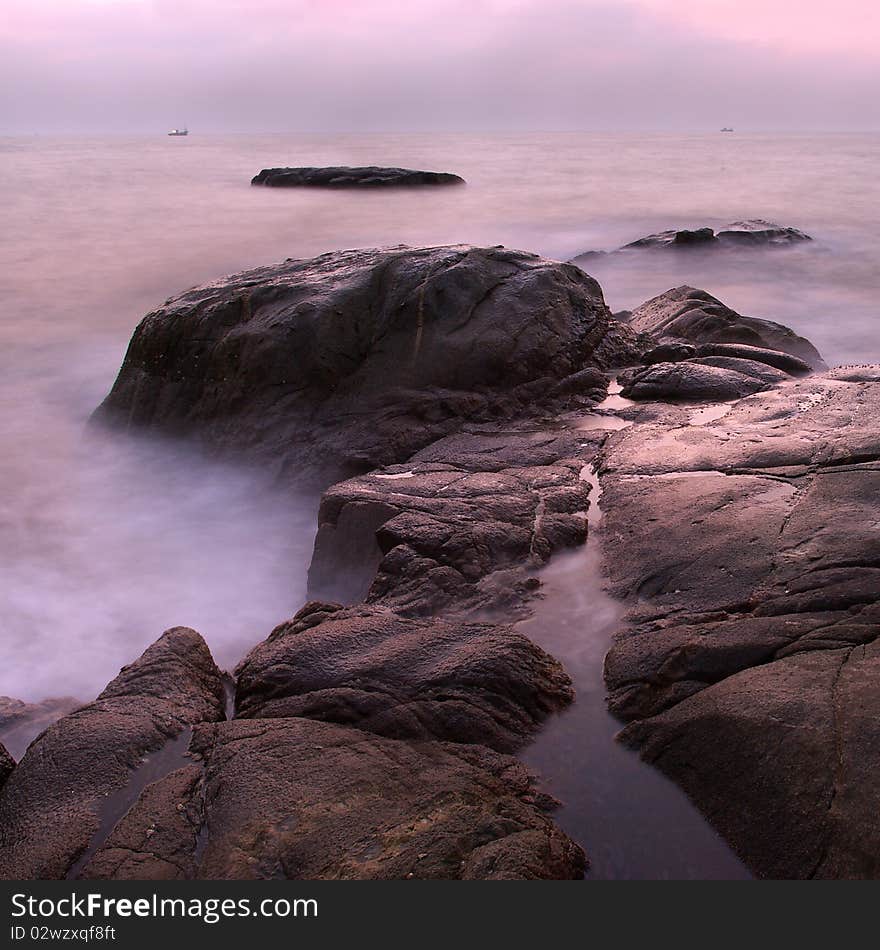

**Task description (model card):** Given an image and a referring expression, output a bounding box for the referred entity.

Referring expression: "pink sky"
[1,0,878,132]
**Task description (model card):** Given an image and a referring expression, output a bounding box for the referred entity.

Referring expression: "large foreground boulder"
[0,628,225,879]
[92,245,637,480]
[251,166,465,188]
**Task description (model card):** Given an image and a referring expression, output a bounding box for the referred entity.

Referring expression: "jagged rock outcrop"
[251,166,465,188]
[0,628,225,879]
[92,245,637,481]
[308,429,602,611]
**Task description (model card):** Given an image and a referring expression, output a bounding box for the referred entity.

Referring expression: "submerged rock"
[92,245,637,481]
[574,219,812,258]
[715,220,812,246]
[251,166,465,188]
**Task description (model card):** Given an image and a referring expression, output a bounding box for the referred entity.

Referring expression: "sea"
[1,131,877,877]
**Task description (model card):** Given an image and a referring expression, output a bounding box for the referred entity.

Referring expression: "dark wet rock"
[628,286,825,369]
[251,166,465,188]
[0,744,13,791]
[0,695,81,760]
[643,342,698,365]
[88,718,584,880]
[234,603,573,753]
[0,628,225,879]
[92,245,637,481]
[598,370,880,877]
[289,428,603,753]
[623,226,718,250]
[576,219,812,257]
[619,361,770,402]
[308,429,600,613]
[79,765,205,880]
[688,356,789,385]
[716,220,812,246]
[696,343,813,376]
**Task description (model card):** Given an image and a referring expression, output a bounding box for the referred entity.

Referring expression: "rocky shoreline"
[2,243,877,879]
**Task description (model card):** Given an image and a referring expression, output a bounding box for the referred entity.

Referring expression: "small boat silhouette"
[720,127,734,132]
[168,127,189,137]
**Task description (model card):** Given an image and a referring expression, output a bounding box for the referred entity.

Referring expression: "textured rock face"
[0,627,585,880]
[0,629,225,879]
[92,245,637,479]
[622,220,812,251]
[0,744,13,791]
[619,360,773,401]
[308,429,601,611]
[616,290,821,402]
[234,603,574,753]
[251,166,466,188]
[627,285,825,369]
[598,368,880,878]
[83,718,585,880]
[265,427,607,753]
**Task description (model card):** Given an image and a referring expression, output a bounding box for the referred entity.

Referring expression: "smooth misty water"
[521,468,749,880]
[0,132,877,873]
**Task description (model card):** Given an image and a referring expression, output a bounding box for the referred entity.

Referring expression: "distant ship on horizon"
[168,127,188,136]
[720,127,734,132]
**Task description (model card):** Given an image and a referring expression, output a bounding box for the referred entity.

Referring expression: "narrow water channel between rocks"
[520,466,751,880]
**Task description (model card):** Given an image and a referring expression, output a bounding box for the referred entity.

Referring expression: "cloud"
[1,0,878,132]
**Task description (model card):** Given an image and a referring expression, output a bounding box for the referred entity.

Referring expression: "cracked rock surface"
[600,367,880,878]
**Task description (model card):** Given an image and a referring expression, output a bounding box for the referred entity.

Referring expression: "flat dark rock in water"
[91,244,638,482]
[572,219,812,259]
[251,166,465,188]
